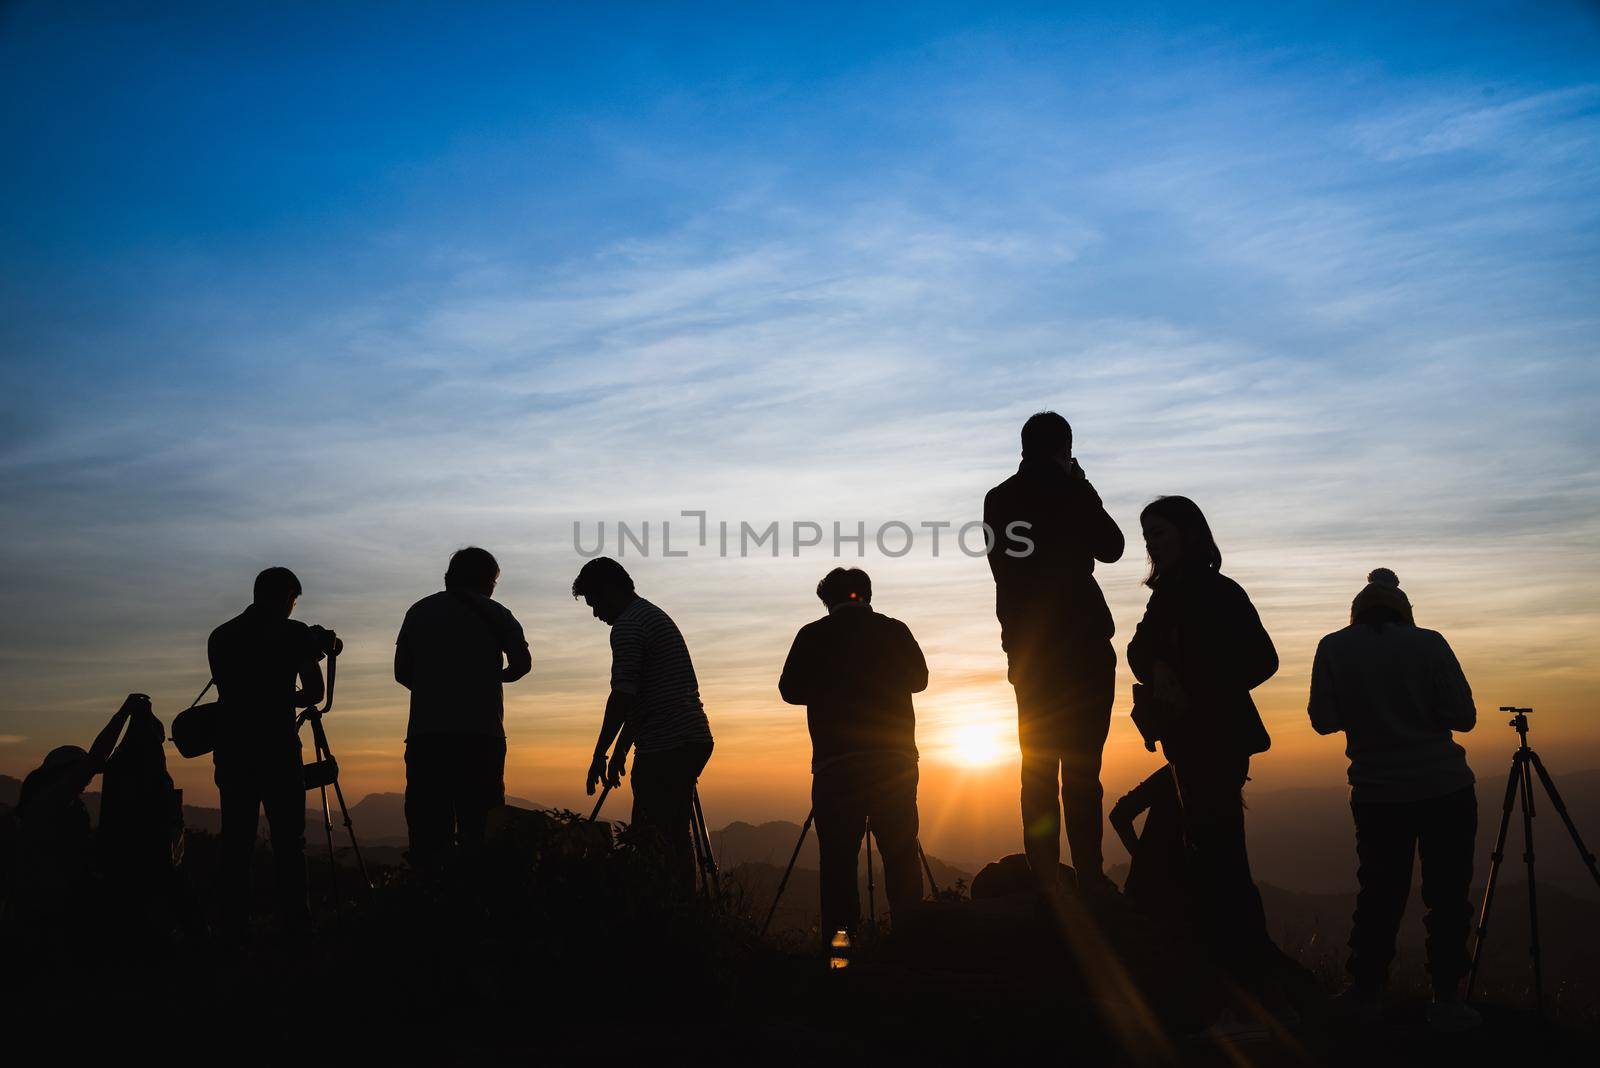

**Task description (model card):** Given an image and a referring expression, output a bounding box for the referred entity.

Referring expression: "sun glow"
[939,720,1013,768]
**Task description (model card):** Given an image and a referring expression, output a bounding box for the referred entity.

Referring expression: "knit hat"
[1350,567,1414,625]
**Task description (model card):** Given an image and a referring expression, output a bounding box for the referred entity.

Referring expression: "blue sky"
[2,2,1597,848]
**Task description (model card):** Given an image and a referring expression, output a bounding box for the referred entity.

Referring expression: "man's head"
[1020,411,1072,463]
[571,556,636,625]
[445,546,500,597]
[816,567,871,609]
[253,567,302,617]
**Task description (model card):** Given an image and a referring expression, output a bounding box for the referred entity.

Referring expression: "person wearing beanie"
[1308,569,1480,1032]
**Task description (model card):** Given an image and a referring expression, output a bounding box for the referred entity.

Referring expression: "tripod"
[688,784,721,900]
[296,643,372,914]
[1468,707,1600,1011]
[759,808,941,937]
[585,778,721,900]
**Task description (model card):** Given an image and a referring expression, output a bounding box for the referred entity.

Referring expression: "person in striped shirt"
[573,557,714,890]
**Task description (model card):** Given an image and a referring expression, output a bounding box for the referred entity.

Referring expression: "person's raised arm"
[1078,472,1125,564]
[1307,636,1342,735]
[83,694,143,779]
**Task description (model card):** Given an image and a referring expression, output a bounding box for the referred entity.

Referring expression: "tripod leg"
[688,798,707,898]
[918,840,939,898]
[865,819,876,931]
[761,810,814,937]
[1517,752,1544,1013]
[329,775,372,890]
[588,783,612,822]
[691,785,721,897]
[1528,751,1600,891]
[318,779,341,919]
[1468,755,1523,998]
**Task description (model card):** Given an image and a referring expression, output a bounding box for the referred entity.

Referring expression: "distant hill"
[0,775,544,845]
[1243,768,1600,898]
[713,818,971,893]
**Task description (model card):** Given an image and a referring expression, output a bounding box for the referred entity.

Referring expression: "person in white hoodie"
[1308,568,1480,1032]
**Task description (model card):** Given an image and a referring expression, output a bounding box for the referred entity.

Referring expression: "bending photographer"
[208,566,334,942]
[779,568,928,939]
[573,557,714,893]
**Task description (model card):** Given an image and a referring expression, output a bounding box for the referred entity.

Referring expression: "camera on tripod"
[1470,704,1600,1013]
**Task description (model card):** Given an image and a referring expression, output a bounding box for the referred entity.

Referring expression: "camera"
[306,625,343,657]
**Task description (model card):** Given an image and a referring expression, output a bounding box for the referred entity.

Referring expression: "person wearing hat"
[1308,569,1481,1032]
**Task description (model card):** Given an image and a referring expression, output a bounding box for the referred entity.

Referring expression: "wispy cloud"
[1,8,1597,826]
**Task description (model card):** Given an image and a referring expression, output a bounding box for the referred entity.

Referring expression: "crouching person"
[1309,569,1480,1033]
[780,568,928,939]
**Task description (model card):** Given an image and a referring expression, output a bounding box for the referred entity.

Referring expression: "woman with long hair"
[1127,496,1279,1021]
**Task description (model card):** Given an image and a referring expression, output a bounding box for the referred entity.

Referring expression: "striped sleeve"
[610,615,643,695]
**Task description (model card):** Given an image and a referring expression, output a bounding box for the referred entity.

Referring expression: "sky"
[2,1,1598,866]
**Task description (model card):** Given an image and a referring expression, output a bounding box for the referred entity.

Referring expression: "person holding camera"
[779,568,928,939]
[208,566,332,941]
[1309,569,1480,1032]
[572,557,713,892]
[395,547,532,871]
[984,411,1125,897]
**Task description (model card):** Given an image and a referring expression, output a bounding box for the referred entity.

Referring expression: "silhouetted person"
[396,547,532,871]
[573,557,714,891]
[1127,496,1277,1013]
[12,695,146,925]
[97,699,193,938]
[1309,568,1480,1032]
[208,567,331,941]
[984,411,1124,895]
[1109,764,1187,927]
[779,568,928,937]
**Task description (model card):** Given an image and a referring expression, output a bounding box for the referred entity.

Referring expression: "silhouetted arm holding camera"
[86,695,145,780]
[1068,459,1125,565]
[294,655,325,709]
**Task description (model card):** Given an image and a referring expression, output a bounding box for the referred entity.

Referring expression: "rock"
[970,852,1075,900]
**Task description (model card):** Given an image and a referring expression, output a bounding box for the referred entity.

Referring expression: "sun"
[940,720,1012,768]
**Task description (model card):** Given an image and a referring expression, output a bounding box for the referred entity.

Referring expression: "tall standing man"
[984,411,1125,896]
[572,557,714,890]
[208,566,333,939]
[779,568,928,937]
[396,547,532,870]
